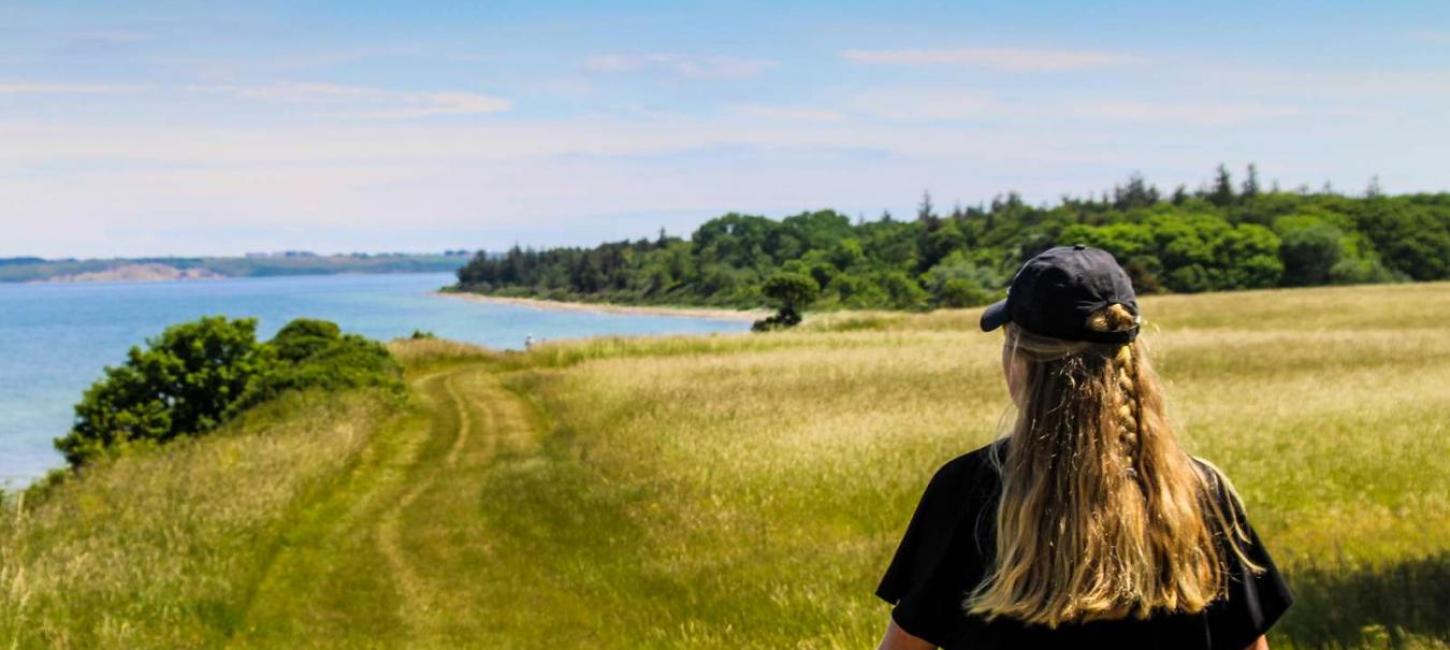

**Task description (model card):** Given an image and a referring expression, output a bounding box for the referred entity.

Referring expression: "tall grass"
[476,281,1450,649]
[1,282,1446,648]
[0,389,403,649]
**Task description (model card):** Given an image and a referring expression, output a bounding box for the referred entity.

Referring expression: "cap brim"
[979,299,1009,332]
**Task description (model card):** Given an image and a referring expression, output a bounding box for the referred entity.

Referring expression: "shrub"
[753,272,820,331]
[55,317,272,467]
[54,316,401,468]
[229,324,403,415]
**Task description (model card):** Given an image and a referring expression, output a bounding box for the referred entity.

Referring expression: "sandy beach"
[439,291,770,322]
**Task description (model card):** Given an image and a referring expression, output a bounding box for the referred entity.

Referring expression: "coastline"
[439,291,769,322]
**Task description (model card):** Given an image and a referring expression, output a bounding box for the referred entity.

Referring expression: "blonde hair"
[966,304,1258,626]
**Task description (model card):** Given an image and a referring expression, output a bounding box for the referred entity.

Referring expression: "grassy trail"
[227,362,539,649]
[8,283,1445,648]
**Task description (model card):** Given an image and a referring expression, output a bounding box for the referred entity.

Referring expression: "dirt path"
[227,362,541,648]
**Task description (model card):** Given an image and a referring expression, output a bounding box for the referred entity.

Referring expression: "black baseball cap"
[979,244,1140,344]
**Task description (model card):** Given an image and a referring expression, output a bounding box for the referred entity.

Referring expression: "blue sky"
[2,0,1448,257]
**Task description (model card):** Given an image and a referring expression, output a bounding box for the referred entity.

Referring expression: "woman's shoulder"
[933,439,1005,480]
[922,439,1007,505]
[1186,455,1240,507]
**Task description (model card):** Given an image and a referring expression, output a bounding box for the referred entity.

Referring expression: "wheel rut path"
[227,362,540,648]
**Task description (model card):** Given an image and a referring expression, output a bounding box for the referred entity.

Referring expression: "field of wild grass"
[0,390,404,649]
[490,281,1450,648]
[0,281,1446,648]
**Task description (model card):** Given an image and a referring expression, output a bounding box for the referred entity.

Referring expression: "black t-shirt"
[876,441,1293,650]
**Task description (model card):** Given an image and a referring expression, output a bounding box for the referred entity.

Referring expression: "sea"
[0,272,748,486]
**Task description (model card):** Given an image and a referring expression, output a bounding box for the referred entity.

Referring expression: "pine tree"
[1209,164,1236,207]
[916,190,937,227]
[1242,163,1261,199]
[1365,175,1383,198]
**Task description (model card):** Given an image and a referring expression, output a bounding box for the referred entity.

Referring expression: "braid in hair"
[973,301,1251,625]
[1087,304,1142,479]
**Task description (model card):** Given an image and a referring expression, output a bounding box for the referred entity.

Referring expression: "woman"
[875,245,1292,650]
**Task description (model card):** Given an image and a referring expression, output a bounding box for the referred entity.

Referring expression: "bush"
[753,272,820,331]
[55,316,401,468]
[922,251,1003,308]
[229,322,403,415]
[55,317,271,467]
[1280,222,1344,286]
[760,272,820,312]
[271,318,343,362]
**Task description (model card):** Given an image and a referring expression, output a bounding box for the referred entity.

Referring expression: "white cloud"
[358,92,513,119]
[193,82,512,117]
[585,53,776,79]
[844,87,1306,125]
[1071,101,1303,125]
[729,103,846,122]
[198,82,383,101]
[852,89,1000,120]
[60,30,152,47]
[839,47,1139,71]
[2,105,1434,257]
[1409,29,1450,44]
[0,82,142,94]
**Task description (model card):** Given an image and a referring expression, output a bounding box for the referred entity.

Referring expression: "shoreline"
[439,291,769,322]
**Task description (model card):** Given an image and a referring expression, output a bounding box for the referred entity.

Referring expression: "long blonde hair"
[966,304,1257,626]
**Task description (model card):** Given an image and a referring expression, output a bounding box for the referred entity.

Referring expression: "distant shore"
[35,263,225,284]
[2,253,468,284]
[440,291,768,321]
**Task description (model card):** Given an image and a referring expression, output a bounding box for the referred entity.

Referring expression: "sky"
[2,0,1448,258]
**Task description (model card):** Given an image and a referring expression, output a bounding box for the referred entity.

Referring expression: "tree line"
[454,165,1450,311]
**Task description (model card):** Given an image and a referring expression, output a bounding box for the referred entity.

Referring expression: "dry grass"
[1,282,1446,649]
[384,337,497,368]
[0,390,403,649]
[481,281,1450,649]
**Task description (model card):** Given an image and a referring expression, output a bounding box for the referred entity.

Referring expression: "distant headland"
[0,250,477,284]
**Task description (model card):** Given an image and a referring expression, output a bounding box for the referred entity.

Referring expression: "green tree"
[450,165,1444,308]
[231,319,402,414]
[753,272,820,331]
[922,251,1003,308]
[56,317,271,467]
[1279,222,1344,286]
[1242,163,1261,200]
[271,318,343,362]
[1218,224,1283,289]
[1353,201,1450,281]
[1209,164,1236,207]
[877,270,929,310]
[54,316,403,468]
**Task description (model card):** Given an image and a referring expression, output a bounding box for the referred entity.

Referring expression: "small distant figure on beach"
[524,334,534,350]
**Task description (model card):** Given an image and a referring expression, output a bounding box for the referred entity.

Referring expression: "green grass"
[3,282,1448,648]
[0,389,405,649]
[482,281,1450,649]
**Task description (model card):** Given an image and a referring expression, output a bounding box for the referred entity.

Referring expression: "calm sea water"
[0,273,747,486]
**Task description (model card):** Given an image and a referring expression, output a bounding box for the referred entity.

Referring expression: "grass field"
[2,282,1448,648]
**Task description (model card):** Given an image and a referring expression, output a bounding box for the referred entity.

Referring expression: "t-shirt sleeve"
[875,459,976,647]
[1203,469,1294,650]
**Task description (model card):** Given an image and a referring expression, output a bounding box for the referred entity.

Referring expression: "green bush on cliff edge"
[54,316,402,468]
